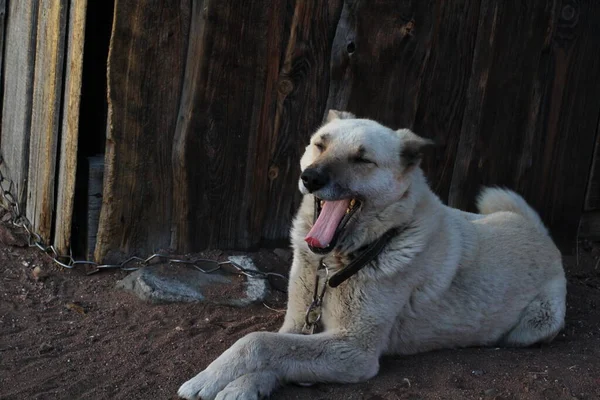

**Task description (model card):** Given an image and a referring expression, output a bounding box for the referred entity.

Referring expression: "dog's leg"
[279,253,317,334]
[177,331,380,400]
[499,275,567,347]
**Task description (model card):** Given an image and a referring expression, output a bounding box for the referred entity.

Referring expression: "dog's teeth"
[350,199,356,208]
[320,200,325,207]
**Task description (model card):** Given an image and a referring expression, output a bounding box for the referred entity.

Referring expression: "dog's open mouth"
[305,197,361,254]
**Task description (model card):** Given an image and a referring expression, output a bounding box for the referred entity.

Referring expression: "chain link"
[0,157,287,281]
[302,261,329,334]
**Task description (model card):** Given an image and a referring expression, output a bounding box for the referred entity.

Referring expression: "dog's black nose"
[301,168,329,192]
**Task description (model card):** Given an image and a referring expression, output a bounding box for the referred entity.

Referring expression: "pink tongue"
[305,199,350,248]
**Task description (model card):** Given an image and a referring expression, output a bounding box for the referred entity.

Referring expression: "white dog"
[178,110,566,400]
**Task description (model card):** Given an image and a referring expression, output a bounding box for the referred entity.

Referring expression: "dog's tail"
[476,187,548,235]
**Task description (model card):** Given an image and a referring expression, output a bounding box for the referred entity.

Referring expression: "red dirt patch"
[1,227,599,399]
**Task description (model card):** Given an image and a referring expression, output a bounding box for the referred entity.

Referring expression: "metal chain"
[302,261,329,334]
[0,157,287,281]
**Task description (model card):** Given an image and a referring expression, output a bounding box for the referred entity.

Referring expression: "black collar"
[327,227,400,288]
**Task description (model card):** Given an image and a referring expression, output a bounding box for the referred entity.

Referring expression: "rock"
[65,302,87,315]
[0,224,28,247]
[471,369,486,377]
[116,256,268,306]
[32,266,47,281]
[273,248,293,262]
[39,342,54,354]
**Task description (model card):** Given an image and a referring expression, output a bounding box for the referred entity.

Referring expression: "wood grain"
[451,0,600,247]
[258,0,344,244]
[0,0,6,126]
[584,123,600,211]
[325,0,480,202]
[94,0,191,262]
[529,0,600,246]
[411,1,481,201]
[54,0,88,253]
[27,0,68,242]
[87,156,104,259]
[172,0,314,251]
[449,1,558,219]
[1,1,38,210]
[579,211,600,241]
[37,0,600,257]
[327,0,438,127]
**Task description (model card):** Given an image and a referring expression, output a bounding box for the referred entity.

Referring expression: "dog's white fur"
[178,111,566,400]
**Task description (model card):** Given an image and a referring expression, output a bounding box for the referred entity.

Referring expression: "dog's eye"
[315,143,325,152]
[352,156,375,165]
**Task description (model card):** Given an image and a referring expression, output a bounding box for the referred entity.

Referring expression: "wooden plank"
[450,0,600,247]
[172,0,316,251]
[325,0,481,202]
[0,2,39,209]
[257,1,344,243]
[327,0,438,127]
[27,0,69,243]
[86,156,104,259]
[584,126,600,210]
[449,0,560,213]
[54,0,88,254]
[0,0,7,125]
[579,211,600,242]
[95,0,191,262]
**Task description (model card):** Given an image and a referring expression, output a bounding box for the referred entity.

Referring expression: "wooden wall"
[0,1,86,254]
[1,0,599,261]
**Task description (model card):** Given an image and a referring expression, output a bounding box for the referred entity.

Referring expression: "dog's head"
[299,109,433,253]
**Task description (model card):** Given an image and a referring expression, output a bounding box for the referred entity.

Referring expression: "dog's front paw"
[213,371,279,400]
[214,387,259,400]
[178,369,228,400]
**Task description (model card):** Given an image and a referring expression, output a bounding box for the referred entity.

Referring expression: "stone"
[116,256,268,306]
[38,342,54,354]
[0,224,28,247]
[273,248,293,262]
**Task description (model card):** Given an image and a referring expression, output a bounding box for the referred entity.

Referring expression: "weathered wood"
[411,1,481,201]
[1,2,39,209]
[327,0,437,127]
[533,0,600,245]
[579,211,600,242]
[584,126,600,211]
[325,0,481,202]
[54,0,88,254]
[258,1,344,243]
[27,0,69,243]
[172,0,334,251]
[450,0,600,247]
[0,0,7,124]
[450,0,559,212]
[87,156,104,259]
[95,0,191,262]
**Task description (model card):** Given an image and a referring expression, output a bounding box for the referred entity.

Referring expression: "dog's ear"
[325,109,356,123]
[397,129,435,169]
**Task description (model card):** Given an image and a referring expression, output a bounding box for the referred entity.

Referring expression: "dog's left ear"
[397,129,435,169]
[325,109,356,123]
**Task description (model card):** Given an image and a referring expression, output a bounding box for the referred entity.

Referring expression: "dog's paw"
[214,387,259,400]
[213,371,278,400]
[177,370,227,400]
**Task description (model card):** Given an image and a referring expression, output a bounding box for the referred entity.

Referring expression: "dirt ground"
[1,224,599,400]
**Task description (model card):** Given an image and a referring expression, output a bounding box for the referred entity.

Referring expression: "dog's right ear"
[325,109,356,123]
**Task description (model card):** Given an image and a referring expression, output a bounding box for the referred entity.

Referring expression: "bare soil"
[1,223,599,400]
